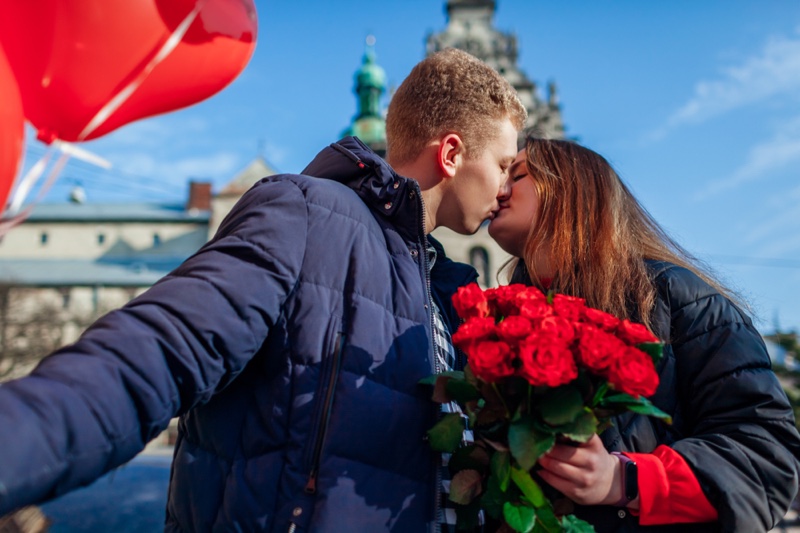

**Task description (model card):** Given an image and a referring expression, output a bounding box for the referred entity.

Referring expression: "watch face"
[624,460,639,501]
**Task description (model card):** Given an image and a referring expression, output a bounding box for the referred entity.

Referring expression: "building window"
[152,233,161,247]
[58,287,71,310]
[97,233,106,245]
[469,246,491,287]
[40,232,48,245]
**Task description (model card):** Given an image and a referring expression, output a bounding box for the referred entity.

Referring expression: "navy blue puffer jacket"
[0,137,478,532]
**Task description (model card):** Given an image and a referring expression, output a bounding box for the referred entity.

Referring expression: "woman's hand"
[536,434,629,507]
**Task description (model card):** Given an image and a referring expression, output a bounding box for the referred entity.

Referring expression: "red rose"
[607,346,659,398]
[452,283,490,319]
[552,294,586,321]
[616,319,658,345]
[496,316,533,345]
[452,317,496,351]
[518,335,578,387]
[513,286,546,309]
[575,323,629,374]
[581,307,621,332]
[486,284,527,316]
[536,315,576,344]
[519,299,553,320]
[468,340,516,382]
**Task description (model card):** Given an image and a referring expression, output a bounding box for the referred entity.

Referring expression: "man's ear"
[437,133,464,179]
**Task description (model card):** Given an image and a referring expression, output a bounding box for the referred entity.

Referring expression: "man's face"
[488,149,539,257]
[448,117,518,234]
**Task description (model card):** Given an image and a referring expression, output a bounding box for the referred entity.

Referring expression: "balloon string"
[0,150,71,238]
[76,0,209,141]
[6,148,53,215]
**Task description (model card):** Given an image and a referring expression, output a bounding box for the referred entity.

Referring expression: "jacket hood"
[302,136,422,241]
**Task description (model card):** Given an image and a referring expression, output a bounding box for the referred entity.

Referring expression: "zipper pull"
[304,468,318,494]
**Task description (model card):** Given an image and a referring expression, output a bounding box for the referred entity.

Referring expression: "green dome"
[350,116,386,146]
[355,48,387,90]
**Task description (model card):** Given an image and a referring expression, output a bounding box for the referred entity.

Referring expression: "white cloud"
[692,114,800,200]
[655,28,800,137]
[737,181,800,258]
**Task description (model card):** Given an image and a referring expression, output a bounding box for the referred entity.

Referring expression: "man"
[0,48,525,531]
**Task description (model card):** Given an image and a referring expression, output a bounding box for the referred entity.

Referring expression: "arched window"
[468,246,491,287]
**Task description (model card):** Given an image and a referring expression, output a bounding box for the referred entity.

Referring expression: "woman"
[487,137,800,532]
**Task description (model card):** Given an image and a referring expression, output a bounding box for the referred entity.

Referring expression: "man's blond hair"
[385,48,527,166]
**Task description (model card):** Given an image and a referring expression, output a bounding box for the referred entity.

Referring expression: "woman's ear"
[437,133,464,179]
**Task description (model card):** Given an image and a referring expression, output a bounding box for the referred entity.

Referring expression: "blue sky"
[16,0,800,333]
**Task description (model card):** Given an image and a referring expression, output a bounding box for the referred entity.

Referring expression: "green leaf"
[600,393,671,422]
[446,378,482,404]
[427,413,464,453]
[531,503,562,533]
[600,392,640,406]
[560,513,597,533]
[539,386,584,426]
[590,381,609,408]
[419,370,465,386]
[481,474,509,520]
[637,342,664,365]
[623,397,673,423]
[449,469,483,505]
[509,417,555,470]
[510,466,546,508]
[464,363,479,387]
[449,444,490,476]
[504,502,537,533]
[491,450,511,492]
[558,409,599,443]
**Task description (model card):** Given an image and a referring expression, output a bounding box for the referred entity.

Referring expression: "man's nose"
[497,177,511,199]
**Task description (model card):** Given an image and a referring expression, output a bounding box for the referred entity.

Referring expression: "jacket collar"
[301,136,422,242]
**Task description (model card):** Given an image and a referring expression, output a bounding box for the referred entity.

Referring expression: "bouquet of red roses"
[421,283,670,533]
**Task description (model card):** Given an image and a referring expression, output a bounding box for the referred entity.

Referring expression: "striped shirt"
[428,246,483,532]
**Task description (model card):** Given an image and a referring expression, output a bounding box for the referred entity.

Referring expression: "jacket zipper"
[304,332,345,495]
[414,183,442,533]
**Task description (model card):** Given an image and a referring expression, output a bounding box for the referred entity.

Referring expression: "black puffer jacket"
[574,261,800,532]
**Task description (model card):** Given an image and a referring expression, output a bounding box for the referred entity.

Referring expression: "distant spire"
[341,36,388,156]
[548,81,559,107]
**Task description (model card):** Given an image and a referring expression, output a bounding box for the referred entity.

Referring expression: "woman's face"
[488,149,540,258]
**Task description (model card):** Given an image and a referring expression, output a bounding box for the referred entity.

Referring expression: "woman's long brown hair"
[506,138,742,332]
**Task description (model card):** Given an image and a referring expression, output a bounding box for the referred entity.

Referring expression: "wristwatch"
[610,452,638,507]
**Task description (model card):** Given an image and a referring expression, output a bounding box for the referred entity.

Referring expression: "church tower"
[341,36,388,157]
[426,0,565,140]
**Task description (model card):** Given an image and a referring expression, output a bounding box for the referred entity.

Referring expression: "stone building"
[426,0,565,141]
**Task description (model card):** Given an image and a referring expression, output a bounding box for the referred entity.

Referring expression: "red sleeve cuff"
[625,446,718,525]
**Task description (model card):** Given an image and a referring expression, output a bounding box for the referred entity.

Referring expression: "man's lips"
[491,204,509,219]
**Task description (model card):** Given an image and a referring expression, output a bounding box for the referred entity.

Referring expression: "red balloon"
[0,0,257,144]
[0,45,24,211]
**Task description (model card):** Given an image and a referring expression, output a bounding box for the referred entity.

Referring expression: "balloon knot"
[36,129,57,145]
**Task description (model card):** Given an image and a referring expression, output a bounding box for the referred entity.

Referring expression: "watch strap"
[610,452,638,507]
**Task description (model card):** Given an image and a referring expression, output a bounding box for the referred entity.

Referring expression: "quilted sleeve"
[0,176,308,515]
[662,266,800,531]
